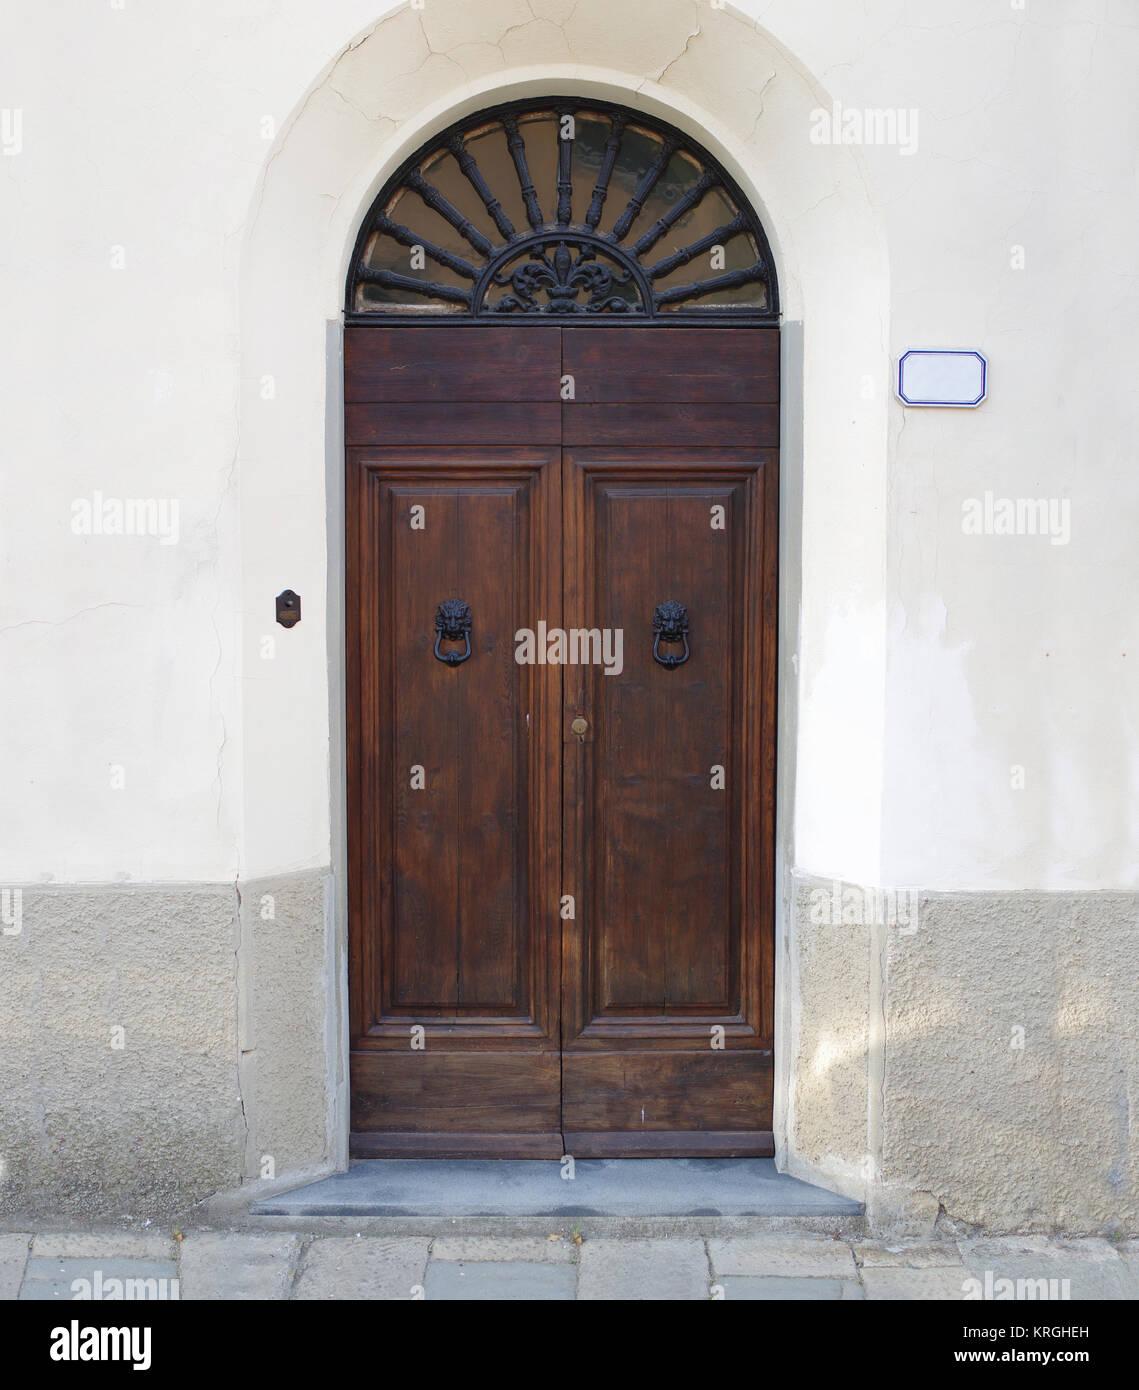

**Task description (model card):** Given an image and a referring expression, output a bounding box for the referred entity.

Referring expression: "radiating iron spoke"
[556,107,574,226]
[355,263,473,307]
[610,139,677,243]
[586,113,627,230]
[501,114,544,230]
[445,133,517,243]
[632,170,718,259]
[404,170,495,259]
[372,214,479,280]
[646,214,750,280]
[653,261,766,307]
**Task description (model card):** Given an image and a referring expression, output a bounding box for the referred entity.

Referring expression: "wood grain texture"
[350,1131,565,1158]
[561,403,778,449]
[346,402,562,447]
[562,1131,775,1158]
[562,1052,774,1132]
[350,1052,562,1134]
[345,326,561,401]
[561,326,779,402]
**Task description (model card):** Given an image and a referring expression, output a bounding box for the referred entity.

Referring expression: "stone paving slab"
[430,1235,578,1263]
[577,1237,710,1300]
[0,1236,32,1301]
[425,1259,576,1300]
[179,1233,299,1301]
[958,1237,1129,1300]
[4,1226,1136,1301]
[1116,1241,1139,1298]
[32,1232,175,1260]
[962,1235,1121,1264]
[292,1237,431,1300]
[716,1276,860,1300]
[862,1267,972,1300]
[707,1234,857,1278]
[854,1242,964,1268]
[19,1257,179,1301]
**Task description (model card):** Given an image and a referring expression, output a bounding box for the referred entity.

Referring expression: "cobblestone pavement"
[2,1229,1136,1300]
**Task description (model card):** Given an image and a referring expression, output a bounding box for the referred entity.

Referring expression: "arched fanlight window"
[347,98,777,322]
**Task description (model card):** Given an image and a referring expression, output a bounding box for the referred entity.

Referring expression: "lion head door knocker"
[652,600,690,669]
[433,598,472,666]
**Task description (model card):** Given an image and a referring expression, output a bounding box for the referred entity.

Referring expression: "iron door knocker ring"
[652,600,690,668]
[434,598,472,665]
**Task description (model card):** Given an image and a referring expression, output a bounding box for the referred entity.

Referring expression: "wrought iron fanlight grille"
[347,99,777,322]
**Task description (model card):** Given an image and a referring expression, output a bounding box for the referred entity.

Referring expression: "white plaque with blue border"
[896,349,987,407]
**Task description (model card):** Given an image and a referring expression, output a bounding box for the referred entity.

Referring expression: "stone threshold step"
[249,1158,863,1221]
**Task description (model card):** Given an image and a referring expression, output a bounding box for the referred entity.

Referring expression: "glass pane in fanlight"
[354,185,474,312]
[385,184,481,269]
[569,110,619,225]
[652,220,768,309]
[644,156,767,308]
[356,236,471,311]
[656,268,768,309]
[463,121,528,237]
[599,122,669,240]
[619,147,705,246]
[409,145,504,251]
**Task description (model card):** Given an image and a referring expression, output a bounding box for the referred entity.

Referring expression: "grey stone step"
[248,1158,863,1223]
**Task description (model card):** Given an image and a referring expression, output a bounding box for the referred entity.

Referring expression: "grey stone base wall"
[2,870,1134,1233]
[0,885,246,1217]
[0,872,337,1219]
[786,874,1138,1234]
[236,870,339,1186]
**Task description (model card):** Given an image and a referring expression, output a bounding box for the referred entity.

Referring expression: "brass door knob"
[570,717,589,736]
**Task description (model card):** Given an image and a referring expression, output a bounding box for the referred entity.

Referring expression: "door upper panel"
[561,326,779,449]
[345,327,561,448]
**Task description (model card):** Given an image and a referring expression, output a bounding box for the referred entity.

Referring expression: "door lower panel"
[350,1053,563,1158]
[562,1051,774,1157]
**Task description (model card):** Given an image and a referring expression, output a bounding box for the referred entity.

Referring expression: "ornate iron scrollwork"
[491,240,638,314]
[652,600,690,668]
[434,598,472,666]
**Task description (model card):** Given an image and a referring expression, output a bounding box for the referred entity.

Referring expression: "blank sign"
[897,349,987,407]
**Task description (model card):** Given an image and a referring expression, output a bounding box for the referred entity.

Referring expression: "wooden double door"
[346,325,778,1158]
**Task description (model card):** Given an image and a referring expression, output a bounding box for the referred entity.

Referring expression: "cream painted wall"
[1,0,1133,894]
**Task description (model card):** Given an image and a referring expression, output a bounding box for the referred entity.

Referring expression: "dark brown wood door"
[346,326,777,1158]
